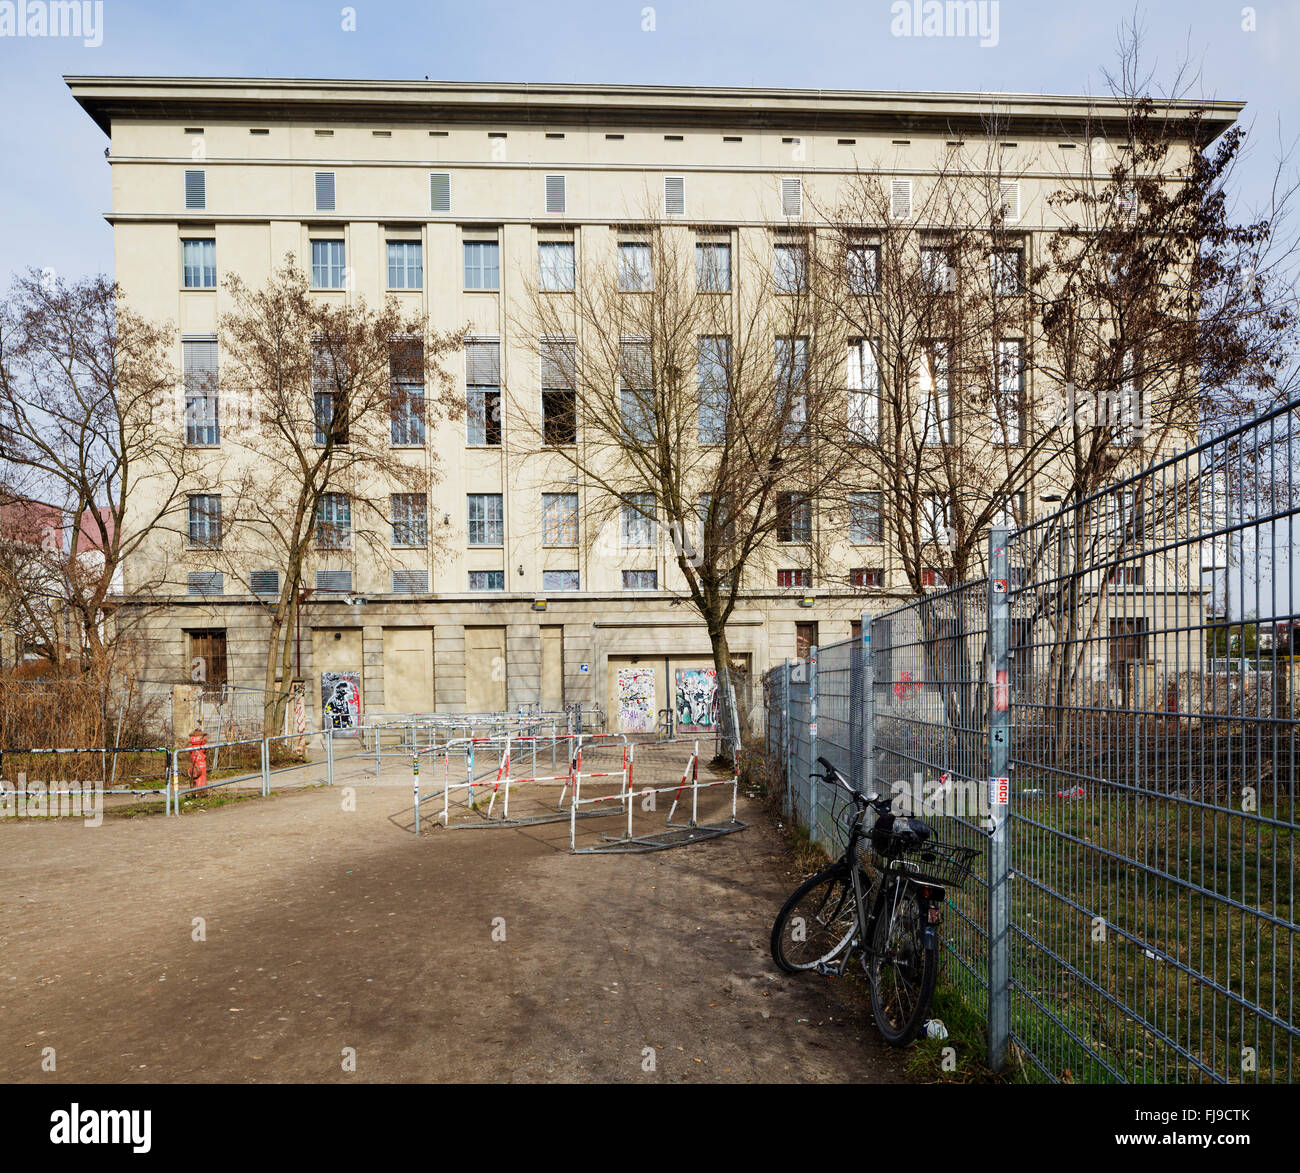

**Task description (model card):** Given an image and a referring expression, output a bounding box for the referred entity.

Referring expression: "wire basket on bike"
[884,838,980,890]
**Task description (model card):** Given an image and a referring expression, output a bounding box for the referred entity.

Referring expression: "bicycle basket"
[890,839,980,890]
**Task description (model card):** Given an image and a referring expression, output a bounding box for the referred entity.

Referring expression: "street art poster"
[617,667,655,733]
[675,668,718,733]
[322,671,362,735]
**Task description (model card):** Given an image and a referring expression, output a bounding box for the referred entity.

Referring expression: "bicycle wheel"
[868,882,937,1045]
[770,865,859,973]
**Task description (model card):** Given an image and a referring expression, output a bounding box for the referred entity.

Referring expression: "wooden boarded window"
[187,629,227,694]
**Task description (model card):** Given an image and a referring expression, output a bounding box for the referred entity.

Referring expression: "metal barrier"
[765,397,1300,1084]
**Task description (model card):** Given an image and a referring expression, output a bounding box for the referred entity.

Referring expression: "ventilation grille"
[781,177,802,218]
[315,570,352,592]
[891,179,913,220]
[186,571,223,597]
[664,175,685,216]
[250,570,280,596]
[545,174,566,214]
[429,171,451,212]
[392,569,429,594]
[999,180,1021,222]
[314,171,336,212]
[184,169,206,210]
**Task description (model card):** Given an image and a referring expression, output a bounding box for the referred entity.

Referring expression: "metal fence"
[765,397,1299,1084]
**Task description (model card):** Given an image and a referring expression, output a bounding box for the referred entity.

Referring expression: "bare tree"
[0,271,191,669]
[507,218,856,737]
[214,257,465,735]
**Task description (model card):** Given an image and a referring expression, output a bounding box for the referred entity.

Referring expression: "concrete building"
[66,78,1235,732]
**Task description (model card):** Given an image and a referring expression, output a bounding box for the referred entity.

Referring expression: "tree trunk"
[706,620,752,757]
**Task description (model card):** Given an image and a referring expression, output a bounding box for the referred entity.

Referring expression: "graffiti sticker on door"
[617,667,655,733]
[675,668,718,733]
[322,671,362,735]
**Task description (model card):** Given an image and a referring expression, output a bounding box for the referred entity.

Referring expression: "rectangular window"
[920,341,951,445]
[618,242,653,292]
[992,247,1023,296]
[778,568,811,588]
[391,493,428,547]
[538,241,575,291]
[541,337,577,445]
[187,494,221,548]
[622,569,658,591]
[664,175,685,216]
[390,337,425,446]
[696,242,731,292]
[544,174,566,214]
[849,491,882,543]
[467,493,504,546]
[181,238,216,288]
[780,177,802,218]
[773,241,808,293]
[469,570,505,591]
[543,569,580,591]
[795,621,817,660]
[921,495,950,546]
[542,493,578,547]
[994,339,1023,445]
[465,339,502,446]
[464,240,500,290]
[386,240,423,289]
[312,341,348,446]
[847,243,880,294]
[776,492,811,543]
[310,239,346,289]
[619,337,654,442]
[920,567,948,588]
[187,629,227,692]
[775,336,808,441]
[316,493,351,549]
[850,568,884,590]
[697,335,731,444]
[621,493,655,548]
[847,339,879,442]
[183,336,219,446]
[921,245,956,293]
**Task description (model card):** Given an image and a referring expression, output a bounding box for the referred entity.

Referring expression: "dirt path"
[0,779,911,1083]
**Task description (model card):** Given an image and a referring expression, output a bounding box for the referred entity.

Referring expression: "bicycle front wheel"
[868,882,937,1045]
[770,865,859,974]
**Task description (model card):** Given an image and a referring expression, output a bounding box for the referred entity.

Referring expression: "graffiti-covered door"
[674,667,719,733]
[616,666,656,733]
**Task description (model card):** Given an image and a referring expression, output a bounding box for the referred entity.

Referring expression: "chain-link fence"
[765,397,1299,1084]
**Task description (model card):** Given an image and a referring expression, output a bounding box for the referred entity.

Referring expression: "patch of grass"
[907,984,1008,1084]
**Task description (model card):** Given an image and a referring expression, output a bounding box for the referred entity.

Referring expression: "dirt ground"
[0,765,912,1083]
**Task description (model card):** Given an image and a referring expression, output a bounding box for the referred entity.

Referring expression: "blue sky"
[1,0,1298,282]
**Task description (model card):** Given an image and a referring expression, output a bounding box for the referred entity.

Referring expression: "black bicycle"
[770,757,980,1045]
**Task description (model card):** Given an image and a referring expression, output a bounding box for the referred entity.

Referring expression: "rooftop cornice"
[65,76,1245,141]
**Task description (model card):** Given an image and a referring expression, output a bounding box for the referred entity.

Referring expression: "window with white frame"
[310,239,346,289]
[622,569,657,590]
[538,241,575,291]
[181,238,216,288]
[187,494,221,548]
[469,570,505,591]
[920,245,956,293]
[991,246,1023,296]
[389,337,425,446]
[391,493,427,547]
[847,243,880,294]
[316,493,351,549]
[467,493,504,546]
[463,239,500,290]
[465,339,502,446]
[775,336,808,442]
[542,493,578,547]
[773,240,808,293]
[386,240,423,289]
[697,335,731,444]
[541,337,577,445]
[847,339,880,442]
[920,341,952,445]
[543,569,580,591]
[621,493,655,548]
[849,491,882,543]
[994,339,1023,445]
[776,492,811,543]
[618,242,653,292]
[183,336,219,446]
[696,241,731,291]
[920,495,951,546]
[619,337,654,443]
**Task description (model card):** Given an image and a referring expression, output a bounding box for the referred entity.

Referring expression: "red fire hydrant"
[187,728,209,789]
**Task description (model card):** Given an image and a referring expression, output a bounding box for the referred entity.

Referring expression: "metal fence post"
[261,737,270,797]
[325,730,335,786]
[862,612,874,798]
[808,645,819,849]
[987,526,1013,1073]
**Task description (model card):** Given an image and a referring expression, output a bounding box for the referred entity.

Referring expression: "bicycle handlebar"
[816,756,890,812]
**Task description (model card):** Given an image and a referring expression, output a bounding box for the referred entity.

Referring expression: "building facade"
[67,78,1235,731]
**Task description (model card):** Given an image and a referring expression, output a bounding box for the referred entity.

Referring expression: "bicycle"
[770,756,980,1045]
